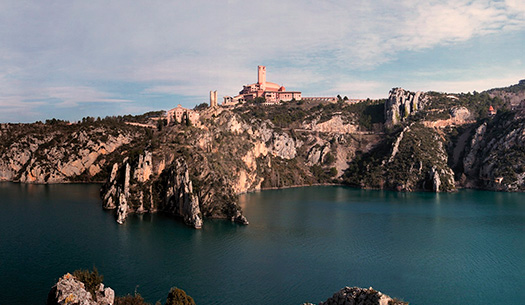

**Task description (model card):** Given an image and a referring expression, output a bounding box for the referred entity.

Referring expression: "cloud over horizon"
[0,0,524,122]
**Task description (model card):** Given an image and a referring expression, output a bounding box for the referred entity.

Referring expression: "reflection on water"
[0,183,524,305]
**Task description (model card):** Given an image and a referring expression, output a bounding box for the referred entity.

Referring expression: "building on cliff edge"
[166,105,200,125]
[223,66,302,106]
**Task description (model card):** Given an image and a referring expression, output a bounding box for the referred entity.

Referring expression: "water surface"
[0,183,523,304]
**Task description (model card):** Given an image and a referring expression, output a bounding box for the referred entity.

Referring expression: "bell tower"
[257,65,266,90]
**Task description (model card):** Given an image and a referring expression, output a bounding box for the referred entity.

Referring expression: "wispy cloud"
[44,86,131,107]
[0,0,524,121]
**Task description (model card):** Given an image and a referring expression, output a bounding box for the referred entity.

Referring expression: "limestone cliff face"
[307,115,358,134]
[345,124,456,192]
[0,123,140,183]
[100,149,246,228]
[458,112,525,191]
[163,158,203,229]
[385,88,426,127]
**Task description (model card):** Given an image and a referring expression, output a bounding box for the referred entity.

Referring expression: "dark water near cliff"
[1,183,524,304]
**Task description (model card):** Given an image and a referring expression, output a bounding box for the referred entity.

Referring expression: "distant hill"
[485,79,525,109]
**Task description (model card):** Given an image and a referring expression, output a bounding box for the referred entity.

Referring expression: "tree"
[194,103,208,111]
[165,287,195,305]
[253,97,266,104]
[157,119,167,131]
[114,293,152,305]
[73,267,103,301]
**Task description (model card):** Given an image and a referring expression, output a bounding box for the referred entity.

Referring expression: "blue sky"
[1,0,524,122]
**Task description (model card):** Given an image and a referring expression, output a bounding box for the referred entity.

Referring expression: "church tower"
[257,65,266,90]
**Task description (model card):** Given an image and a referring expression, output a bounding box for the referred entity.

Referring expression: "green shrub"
[73,267,103,300]
[165,287,195,305]
[114,293,154,305]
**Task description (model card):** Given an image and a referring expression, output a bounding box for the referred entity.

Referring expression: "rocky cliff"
[344,123,456,192]
[456,111,525,191]
[0,121,146,183]
[47,273,114,305]
[2,81,525,228]
[385,88,427,127]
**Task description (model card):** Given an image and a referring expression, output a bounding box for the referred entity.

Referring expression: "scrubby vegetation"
[114,293,157,305]
[232,98,385,131]
[71,268,194,305]
[423,91,506,119]
[165,287,196,305]
[344,124,455,191]
[73,267,104,301]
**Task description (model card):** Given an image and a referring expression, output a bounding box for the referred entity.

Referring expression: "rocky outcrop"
[164,158,203,229]
[271,132,298,159]
[133,151,153,182]
[387,126,408,163]
[423,106,474,128]
[308,115,358,133]
[306,143,331,166]
[463,122,487,176]
[450,106,471,121]
[116,193,129,225]
[101,150,246,228]
[46,273,114,305]
[303,286,407,305]
[385,88,426,127]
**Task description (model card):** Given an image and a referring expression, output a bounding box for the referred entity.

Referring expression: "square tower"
[257,65,266,90]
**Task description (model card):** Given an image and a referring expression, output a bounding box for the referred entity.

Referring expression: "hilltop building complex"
[223,66,302,105]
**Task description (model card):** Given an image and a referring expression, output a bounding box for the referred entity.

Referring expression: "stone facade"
[166,105,200,125]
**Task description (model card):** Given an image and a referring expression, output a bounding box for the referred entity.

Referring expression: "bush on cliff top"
[165,287,196,305]
[73,267,103,301]
[115,293,157,305]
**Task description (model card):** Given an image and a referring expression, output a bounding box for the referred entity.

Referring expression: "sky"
[0,0,524,123]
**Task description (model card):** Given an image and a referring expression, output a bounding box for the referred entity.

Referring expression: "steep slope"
[2,81,525,228]
[0,120,148,183]
[344,123,455,192]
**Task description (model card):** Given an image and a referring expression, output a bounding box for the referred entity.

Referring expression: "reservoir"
[1,183,524,304]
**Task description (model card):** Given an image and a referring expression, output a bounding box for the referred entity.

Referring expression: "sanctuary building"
[223,66,302,105]
[166,105,200,125]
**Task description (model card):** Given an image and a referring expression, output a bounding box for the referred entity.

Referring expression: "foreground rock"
[303,286,408,305]
[47,271,196,305]
[47,273,114,305]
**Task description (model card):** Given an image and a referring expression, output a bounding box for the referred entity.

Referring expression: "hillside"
[1,81,524,227]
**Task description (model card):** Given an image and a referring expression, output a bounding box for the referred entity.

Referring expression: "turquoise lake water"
[0,183,524,304]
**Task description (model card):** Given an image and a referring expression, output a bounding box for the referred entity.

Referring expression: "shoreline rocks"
[303,286,408,305]
[46,273,114,305]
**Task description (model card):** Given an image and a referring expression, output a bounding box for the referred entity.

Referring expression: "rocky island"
[1,80,524,228]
